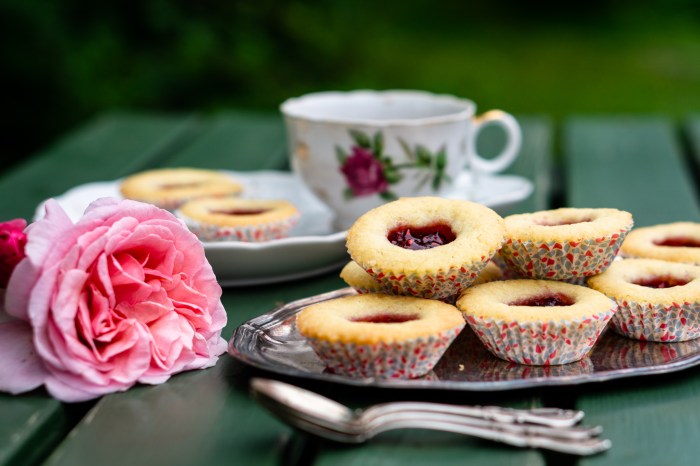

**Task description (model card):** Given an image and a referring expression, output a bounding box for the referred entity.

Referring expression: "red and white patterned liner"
[363,251,498,300]
[305,326,464,379]
[465,307,616,365]
[499,228,630,281]
[610,299,700,342]
[179,213,299,242]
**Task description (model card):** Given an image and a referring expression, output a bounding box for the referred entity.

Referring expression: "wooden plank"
[0,113,199,466]
[684,114,700,176]
[0,112,200,220]
[564,116,700,465]
[163,110,289,171]
[0,394,70,466]
[565,116,700,225]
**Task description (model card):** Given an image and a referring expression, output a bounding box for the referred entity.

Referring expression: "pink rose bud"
[0,219,27,288]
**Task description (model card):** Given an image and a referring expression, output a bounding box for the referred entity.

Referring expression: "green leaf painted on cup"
[436,146,447,170]
[349,129,371,149]
[379,190,398,201]
[372,132,384,157]
[336,146,348,163]
[416,145,432,165]
[398,138,414,160]
[337,128,451,198]
[384,169,402,184]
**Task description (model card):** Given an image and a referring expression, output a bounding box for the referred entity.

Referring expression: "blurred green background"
[4,0,700,169]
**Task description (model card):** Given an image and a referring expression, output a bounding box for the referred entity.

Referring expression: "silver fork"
[250,378,611,456]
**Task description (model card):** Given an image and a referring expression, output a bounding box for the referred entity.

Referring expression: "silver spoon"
[250,378,611,456]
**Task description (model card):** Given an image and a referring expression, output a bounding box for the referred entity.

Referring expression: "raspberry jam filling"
[210,208,269,216]
[351,313,420,323]
[654,237,700,248]
[509,293,575,307]
[388,224,456,250]
[536,217,593,227]
[633,275,690,289]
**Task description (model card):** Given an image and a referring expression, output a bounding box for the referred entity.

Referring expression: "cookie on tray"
[499,207,633,281]
[296,293,465,379]
[346,197,505,300]
[178,197,299,242]
[588,258,700,342]
[457,279,616,365]
[620,222,700,266]
[120,168,243,210]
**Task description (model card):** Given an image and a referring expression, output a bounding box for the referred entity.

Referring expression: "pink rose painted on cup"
[0,198,227,402]
[340,146,389,197]
[337,129,449,201]
[0,219,27,288]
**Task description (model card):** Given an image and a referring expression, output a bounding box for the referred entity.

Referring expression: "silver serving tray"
[228,288,700,390]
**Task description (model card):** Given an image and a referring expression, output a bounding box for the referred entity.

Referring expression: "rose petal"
[0,320,47,394]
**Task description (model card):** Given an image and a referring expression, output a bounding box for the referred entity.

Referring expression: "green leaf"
[384,170,402,184]
[336,145,348,164]
[436,146,447,170]
[432,173,442,191]
[398,138,414,160]
[372,132,384,157]
[349,129,371,148]
[343,187,355,200]
[416,145,432,164]
[414,172,431,192]
[379,190,398,201]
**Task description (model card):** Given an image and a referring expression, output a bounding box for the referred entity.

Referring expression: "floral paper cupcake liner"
[500,208,633,281]
[457,280,616,365]
[609,301,700,342]
[364,251,498,300]
[181,215,299,242]
[500,232,628,281]
[588,258,700,342]
[340,260,503,306]
[296,293,465,379]
[177,198,300,242]
[305,329,462,379]
[464,312,613,365]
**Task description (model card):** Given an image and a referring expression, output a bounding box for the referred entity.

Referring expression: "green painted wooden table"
[1,111,700,466]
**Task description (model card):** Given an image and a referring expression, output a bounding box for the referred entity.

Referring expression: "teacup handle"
[468,110,522,173]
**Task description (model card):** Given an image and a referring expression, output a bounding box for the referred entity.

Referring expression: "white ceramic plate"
[36,170,532,286]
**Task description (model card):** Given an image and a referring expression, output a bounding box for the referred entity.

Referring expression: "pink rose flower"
[0,198,227,402]
[340,146,388,196]
[0,218,27,288]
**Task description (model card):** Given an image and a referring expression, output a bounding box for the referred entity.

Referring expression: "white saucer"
[36,170,532,286]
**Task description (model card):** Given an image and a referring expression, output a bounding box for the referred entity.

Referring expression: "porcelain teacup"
[281,90,522,230]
